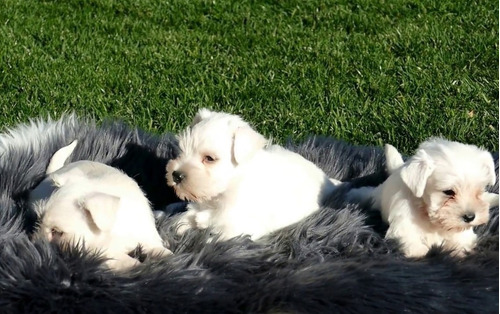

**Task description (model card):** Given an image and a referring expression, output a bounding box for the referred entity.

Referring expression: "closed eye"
[50,227,64,241]
[203,155,217,164]
[443,190,456,197]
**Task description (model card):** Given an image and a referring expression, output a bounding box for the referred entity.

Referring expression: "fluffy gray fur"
[0,116,497,313]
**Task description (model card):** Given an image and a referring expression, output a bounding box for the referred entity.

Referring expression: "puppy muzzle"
[462,212,475,223]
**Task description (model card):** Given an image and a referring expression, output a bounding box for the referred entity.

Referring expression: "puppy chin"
[172,185,196,201]
[173,185,214,203]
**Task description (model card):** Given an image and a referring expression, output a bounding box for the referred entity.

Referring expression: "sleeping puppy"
[166,109,339,241]
[31,141,171,271]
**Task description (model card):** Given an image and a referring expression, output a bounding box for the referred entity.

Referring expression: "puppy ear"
[385,144,404,174]
[46,140,78,175]
[81,192,120,232]
[479,151,497,186]
[400,149,435,198]
[190,108,214,127]
[232,126,267,164]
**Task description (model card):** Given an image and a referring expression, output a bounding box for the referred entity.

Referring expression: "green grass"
[0,0,498,154]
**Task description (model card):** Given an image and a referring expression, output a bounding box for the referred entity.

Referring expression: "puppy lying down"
[356,138,498,257]
[31,141,171,271]
[166,109,339,241]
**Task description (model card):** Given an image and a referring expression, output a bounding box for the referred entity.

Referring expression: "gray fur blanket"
[0,116,497,313]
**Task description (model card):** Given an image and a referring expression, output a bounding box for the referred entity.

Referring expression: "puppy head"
[34,185,119,248]
[400,138,496,232]
[166,108,267,202]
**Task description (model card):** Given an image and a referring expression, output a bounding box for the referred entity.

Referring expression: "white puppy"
[31,141,171,271]
[166,109,338,241]
[375,138,498,257]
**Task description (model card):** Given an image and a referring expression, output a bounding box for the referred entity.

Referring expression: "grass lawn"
[0,0,498,154]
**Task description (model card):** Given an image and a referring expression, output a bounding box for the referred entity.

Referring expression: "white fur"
[376,138,498,257]
[45,140,78,174]
[31,142,171,271]
[166,109,338,241]
[384,144,404,174]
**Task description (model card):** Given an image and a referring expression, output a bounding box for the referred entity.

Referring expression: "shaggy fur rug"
[0,115,497,313]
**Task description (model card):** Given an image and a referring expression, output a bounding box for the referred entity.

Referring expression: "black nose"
[462,213,475,223]
[172,171,185,184]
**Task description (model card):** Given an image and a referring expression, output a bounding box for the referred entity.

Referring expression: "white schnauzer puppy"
[166,108,338,241]
[31,141,172,271]
[375,138,498,257]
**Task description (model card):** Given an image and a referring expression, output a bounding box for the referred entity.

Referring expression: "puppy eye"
[203,155,216,163]
[50,227,64,239]
[443,190,456,197]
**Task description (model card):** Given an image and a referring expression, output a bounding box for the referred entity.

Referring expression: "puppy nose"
[462,213,475,223]
[172,171,185,184]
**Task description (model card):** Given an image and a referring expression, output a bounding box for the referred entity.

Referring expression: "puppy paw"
[194,210,211,229]
[148,247,173,258]
[404,247,429,258]
[400,241,429,258]
[445,229,477,256]
[175,210,196,235]
[105,254,140,271]
[176,223,191,235]
[450,248,470,258]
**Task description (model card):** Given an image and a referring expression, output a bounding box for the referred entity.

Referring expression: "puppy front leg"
[403,241,431,258]
[176,205,199,234]
[141,242,173,258]
[176,212,194,235]
[105,253,140,271]
[194,210,211,229]
[445,228,477,257]
[176,204,213,234]
[148,247,173,257]
[385,222,429,258]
